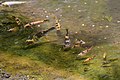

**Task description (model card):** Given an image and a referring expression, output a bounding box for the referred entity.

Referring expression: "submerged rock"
[0,69,11,79]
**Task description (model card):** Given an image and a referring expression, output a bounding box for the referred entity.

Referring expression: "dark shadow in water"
[111,64,120,80]
[98,74,111,80]
[21,40,58,50]
[97,64,120,80]
[107,0,120,20]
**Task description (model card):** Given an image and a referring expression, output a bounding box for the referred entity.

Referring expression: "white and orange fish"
[73,39,86,48]
[24,19,49,28]
[0,1,26,7]
[103,53,107,60]
[52,14,61,31]
[25,39,35,44]
[83,55,96,63]
[78,46,92,56]
[7,27,18,32]
[55,20,61,31]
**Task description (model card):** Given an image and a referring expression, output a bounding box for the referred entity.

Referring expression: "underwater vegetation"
[0,0,120,80]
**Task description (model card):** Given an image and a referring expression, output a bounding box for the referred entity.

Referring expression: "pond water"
[0,0,120,80]
[13,0,120,44]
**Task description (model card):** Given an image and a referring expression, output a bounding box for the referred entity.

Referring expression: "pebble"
[68,5,71,8]
[55,8,59,11]
[32,12,35,15]
[95,1,98,3]
[4,73,11,78]
[0,69,30,80]
[46,15,49,18]
[60,15,62,17]
[78,10,81,12]
[38,25,40,27]
[84,2,87,5]
[104,37,107,39]
[117,21,120,23]
[44,11,47,13]
[92,25,95,27]
[106,25,109,28]
[75,32,78,34]
[0,70,11,79]
[97,46,100,48]
[82,24,85,26]
[99,26,103,28]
